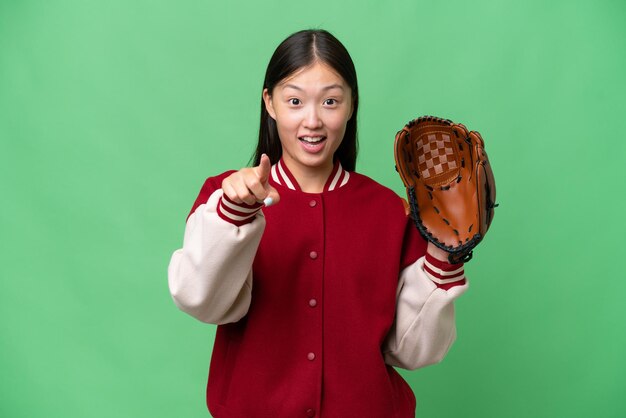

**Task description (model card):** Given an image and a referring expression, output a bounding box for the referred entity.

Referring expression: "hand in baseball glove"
[394,116,497,263]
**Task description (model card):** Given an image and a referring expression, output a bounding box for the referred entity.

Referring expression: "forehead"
[278,62,349,91]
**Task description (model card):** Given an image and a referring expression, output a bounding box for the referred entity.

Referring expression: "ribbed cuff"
[217,193,263,226]
[423,252,466,290]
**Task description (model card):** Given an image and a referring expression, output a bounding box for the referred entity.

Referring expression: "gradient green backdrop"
[2,1,625,417]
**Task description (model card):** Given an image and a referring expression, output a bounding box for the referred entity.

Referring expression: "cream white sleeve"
[167,189,265,325]
[382,256,468,370]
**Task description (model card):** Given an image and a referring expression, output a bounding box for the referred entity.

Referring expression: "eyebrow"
[283,83,345,92]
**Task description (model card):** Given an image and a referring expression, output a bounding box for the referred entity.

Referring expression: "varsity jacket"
[168,159,468,418]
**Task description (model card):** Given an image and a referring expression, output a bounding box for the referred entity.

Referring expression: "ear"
[347,96,355,120]
[263,88,276,120]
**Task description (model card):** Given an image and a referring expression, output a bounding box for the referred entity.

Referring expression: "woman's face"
[263,62,353,178]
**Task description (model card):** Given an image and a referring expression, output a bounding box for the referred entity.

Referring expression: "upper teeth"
[301,136,324,143]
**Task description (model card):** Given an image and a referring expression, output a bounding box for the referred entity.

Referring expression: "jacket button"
[309,299,317,307]
[307,352,316,361]
[309,200,317,207]
[306,408,316,417]
[309,251,318,259]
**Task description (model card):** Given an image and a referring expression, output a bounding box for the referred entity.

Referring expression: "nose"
[303,105,323,129]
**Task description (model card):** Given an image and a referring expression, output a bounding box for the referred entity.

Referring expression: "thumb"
[263,184,281,207]
[255,153,272,184]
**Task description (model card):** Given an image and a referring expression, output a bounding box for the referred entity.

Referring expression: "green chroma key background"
[1,1,624,417]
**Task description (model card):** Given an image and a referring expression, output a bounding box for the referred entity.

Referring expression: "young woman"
[168,29,468,418]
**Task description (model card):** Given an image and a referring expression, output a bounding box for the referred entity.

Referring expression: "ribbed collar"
[270,159,350,192]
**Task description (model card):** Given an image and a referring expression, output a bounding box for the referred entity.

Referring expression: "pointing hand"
[222,154,281,207]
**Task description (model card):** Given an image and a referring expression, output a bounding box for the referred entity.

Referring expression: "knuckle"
[247,178,260,189]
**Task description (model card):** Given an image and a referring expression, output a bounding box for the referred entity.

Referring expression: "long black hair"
[251,29,359,171]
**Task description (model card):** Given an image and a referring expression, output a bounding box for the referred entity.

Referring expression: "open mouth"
[299,136,327,144]
[298,136,326,144]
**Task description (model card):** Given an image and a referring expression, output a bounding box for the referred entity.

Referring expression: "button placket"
[304,195,322,415]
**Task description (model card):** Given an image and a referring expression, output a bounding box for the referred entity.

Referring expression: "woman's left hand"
[426,242,454,263]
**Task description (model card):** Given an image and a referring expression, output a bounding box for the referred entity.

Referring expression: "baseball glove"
[394,116,496,263]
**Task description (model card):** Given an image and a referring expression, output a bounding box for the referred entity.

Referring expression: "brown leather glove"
[394,116,497,263]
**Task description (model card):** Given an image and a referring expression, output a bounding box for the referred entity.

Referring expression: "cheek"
[275,113,299,134]
[327,112,351,134]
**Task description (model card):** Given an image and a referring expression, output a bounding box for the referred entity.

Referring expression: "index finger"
[254,153,272,183]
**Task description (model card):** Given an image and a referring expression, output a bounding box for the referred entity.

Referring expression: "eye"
[324,98,337,106]
[289,98,301,106]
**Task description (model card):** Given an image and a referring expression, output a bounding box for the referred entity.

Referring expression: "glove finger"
[452,123,469,139]
[469,130,484,147]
